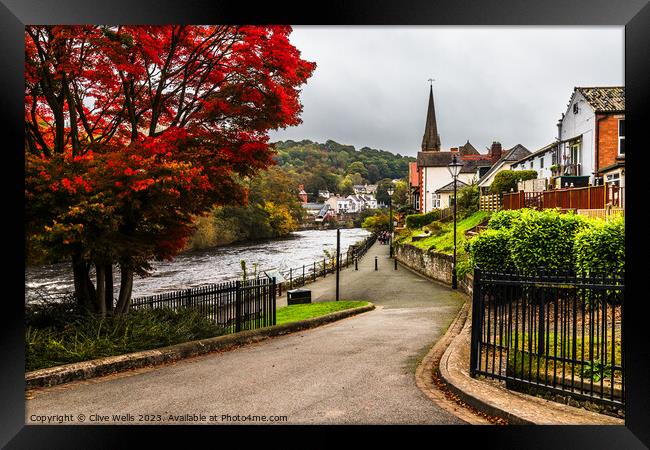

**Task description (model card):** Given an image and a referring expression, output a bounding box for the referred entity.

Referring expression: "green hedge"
[405,210,441,229]
[574,216,625,276]
[490,170,537,194]
[467,228,513,271]
[487,209,525,230]
[468,209,622,274]
[508,209,590,271]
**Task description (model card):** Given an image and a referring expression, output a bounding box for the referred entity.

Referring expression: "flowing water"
[25,228,371,302]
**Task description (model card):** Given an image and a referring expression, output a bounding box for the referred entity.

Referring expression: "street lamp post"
[387,185,395,257]
[447,155,463,290]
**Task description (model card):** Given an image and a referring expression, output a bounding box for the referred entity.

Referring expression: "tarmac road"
[26,241,467,425]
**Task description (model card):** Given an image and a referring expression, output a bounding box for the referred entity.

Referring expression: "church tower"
[421,84,441,152]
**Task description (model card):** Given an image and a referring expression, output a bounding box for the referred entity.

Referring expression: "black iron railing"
[131,277,276,332]
[263,232,378,294]
[470,268,624,408]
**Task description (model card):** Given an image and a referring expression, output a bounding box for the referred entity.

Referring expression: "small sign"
[263,269,285,284]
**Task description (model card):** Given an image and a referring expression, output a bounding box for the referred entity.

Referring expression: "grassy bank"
[26,299,369,371]
[276,301,369,325]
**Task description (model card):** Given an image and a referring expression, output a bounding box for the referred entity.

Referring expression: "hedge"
[487,209,525,230]
[467,228,513,271]
[508,209,590,272]
[405,210,441,229]
[490,170,537,194]
[574,216,624,276]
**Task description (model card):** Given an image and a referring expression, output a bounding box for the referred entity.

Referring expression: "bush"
[26,306,226,371]
[508,209,590,272]
[467,228,513,271]
[456,183,480,219]
[405,210,441,229]
[422,221,443,235]
[361,211,389,232]
[487,209,525,230]
[490,170,537,194]
[574,216,624,276]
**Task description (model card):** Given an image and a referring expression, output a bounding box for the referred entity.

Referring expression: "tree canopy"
[25,25,315,314]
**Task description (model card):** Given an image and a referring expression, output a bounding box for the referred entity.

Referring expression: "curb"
[437,302,624,425]
[414,298,493,425]
[26,303,375,390]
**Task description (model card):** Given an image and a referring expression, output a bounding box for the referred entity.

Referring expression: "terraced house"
[556,86,625,190]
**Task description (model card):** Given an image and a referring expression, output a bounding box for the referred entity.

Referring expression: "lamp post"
[387,185,395,257]
[447,155,463,289]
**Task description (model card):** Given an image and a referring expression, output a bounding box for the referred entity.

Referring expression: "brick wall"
[597,114,624,170]
[394,243,473,296]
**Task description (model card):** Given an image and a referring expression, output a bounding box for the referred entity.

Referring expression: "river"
[25,228,371,302]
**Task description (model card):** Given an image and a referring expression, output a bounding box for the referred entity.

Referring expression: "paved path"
[26,242,467,425]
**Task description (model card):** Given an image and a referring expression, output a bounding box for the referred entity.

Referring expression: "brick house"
[557,86,625,189]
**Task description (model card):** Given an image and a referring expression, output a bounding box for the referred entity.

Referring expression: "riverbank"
[25,229,371,302]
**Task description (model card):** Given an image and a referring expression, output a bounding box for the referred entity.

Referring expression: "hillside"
[272,139,415,199]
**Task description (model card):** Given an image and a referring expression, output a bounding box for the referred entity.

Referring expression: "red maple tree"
[25,25,315,314]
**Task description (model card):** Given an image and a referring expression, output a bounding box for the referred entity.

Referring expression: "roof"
[598,160,625,174]
[301,203,324,210]
[435,179,469,193]
[417,151,489,174]
[512,142,557,165]
[458,140,480,155]
[477,144,531,185]
[317,204,330,217]
[576,87,625,113]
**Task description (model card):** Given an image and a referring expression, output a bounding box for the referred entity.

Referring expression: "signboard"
[263,269,285,284]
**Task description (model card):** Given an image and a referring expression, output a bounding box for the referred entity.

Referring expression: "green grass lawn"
[397,210,490,253]
[275,301,369,325]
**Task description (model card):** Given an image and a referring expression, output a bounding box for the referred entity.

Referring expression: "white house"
[476,144,531,195]
[557,87,625,186]
[510,142,558,183]
[415,85,504,213]
[325,195,350,214]
[434,179,469,209]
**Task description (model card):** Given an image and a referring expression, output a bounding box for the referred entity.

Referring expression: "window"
[539,157,544,168]
[529,160,533,169]
[619,119,625,155]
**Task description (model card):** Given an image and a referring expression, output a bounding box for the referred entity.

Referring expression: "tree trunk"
[95,263,106,317]
[115,266,134,315]
[104,264,114,313]
[72,252,96,312]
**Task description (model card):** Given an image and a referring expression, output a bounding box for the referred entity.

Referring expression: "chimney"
[489,141,502,164]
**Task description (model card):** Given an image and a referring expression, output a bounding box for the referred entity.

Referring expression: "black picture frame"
[4,0,649,447]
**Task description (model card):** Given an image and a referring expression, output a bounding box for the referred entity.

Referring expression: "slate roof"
[435,179,469,193]
[417,151,485,173]
[302,203,325,210]
[458,140,480,155]
[576,87,624,112]
[477,144,531,185]
[512,142,557,165]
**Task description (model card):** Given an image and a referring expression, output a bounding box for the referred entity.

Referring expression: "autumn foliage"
[25,25,315,314]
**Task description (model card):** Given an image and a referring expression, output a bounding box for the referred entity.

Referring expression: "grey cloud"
[269,26,623,156]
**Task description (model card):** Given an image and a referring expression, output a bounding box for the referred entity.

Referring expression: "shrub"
[405,210,441,229]
[422,221,443,235]
[574,216,624,276]
[508,209,590,272]
[490,170,537,194]
[487,209,525,230]
[467,228,513,271]
[26,306,226,371]
[456,183,480,219]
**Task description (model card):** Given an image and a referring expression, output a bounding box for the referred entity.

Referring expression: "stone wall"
[394,243,473,296]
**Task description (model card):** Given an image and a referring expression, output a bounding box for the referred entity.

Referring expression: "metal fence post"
[235,281,242,332]
[271,277,276,326]
[469,268,482,377]
[289,267,293,290]
[313,261,316,282]
[375,256,378,271]
[355,257,358,271]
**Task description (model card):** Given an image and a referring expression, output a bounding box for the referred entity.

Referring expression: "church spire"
[421,83,441,152]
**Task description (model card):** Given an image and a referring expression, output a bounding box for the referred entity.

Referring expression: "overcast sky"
[268,26,624,157]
